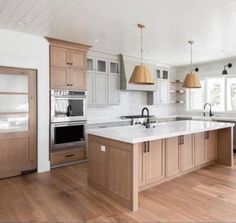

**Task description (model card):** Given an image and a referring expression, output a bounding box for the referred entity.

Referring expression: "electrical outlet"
[101,145,106,152]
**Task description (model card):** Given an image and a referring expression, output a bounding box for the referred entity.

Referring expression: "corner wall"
[0,29,50,173]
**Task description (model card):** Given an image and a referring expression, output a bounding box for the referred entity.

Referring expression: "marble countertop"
[87,115,236,125]
[87,120,234,144]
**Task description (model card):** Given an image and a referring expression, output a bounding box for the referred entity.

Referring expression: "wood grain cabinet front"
[138,140,165,187]
[50,147,87,167]
[179,134,194,171]
[205,130,218,162]
[194,132,206,166]
[166,137,180,177]
[47,39,90,90]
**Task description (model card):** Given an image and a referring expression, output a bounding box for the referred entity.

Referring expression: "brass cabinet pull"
[144,142,146,153]
[65,154,75,158]
[147,141,150,152]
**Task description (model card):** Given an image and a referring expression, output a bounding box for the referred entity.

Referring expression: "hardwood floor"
[0,155,236,222]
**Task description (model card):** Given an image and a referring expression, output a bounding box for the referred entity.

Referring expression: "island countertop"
[87,120,234,144]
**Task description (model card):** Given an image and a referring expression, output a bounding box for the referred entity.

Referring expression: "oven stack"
[50,90,87,151]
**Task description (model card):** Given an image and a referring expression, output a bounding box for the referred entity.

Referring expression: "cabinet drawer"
[50,147,87,166]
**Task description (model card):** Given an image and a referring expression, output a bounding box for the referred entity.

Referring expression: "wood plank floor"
[0,155,236,222]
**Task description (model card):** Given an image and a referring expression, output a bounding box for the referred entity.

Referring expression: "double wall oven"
[50,90,87,151]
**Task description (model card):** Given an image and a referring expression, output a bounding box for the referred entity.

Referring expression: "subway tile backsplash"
[87,91,177,120]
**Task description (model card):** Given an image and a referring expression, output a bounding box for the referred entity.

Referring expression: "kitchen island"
[87,120,234,211]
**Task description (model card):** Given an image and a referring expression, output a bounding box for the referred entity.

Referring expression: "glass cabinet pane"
[110,62,119,74]
[0,114,28,132]
[0,74,28,93]
[156,69,161,79]
[97,60,106,72]
[87,58,94,71]
[163,70,169,79]
[0,95,28,112]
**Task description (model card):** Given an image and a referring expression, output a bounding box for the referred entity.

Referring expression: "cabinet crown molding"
[45,37,91,52]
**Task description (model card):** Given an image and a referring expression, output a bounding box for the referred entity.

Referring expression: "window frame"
[186,75,236,113]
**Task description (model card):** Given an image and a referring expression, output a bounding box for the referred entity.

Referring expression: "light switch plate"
[101,145,106,152]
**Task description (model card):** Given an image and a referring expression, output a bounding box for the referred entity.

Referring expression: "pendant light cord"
[188,40,194,74]
[140,26,143,65]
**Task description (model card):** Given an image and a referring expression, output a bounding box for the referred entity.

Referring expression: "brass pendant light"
[129,24,154,85]
[183,41,201,88]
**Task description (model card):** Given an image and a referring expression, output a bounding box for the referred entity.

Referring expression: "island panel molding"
[88,120,234,211]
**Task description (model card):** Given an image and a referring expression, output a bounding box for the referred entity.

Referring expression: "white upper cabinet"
[154,68,169,80]
[108,75,120,105]
[87,55,120,106]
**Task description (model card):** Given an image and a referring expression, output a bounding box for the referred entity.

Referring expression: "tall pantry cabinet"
[46,37,91,167]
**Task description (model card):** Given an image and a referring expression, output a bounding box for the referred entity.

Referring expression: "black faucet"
[141,107,150,128]
[203,103,213,117]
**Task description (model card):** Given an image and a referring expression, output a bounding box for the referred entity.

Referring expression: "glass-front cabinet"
[155,68,169,80]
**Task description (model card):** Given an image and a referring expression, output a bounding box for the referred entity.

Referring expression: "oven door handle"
[51,122,86,128]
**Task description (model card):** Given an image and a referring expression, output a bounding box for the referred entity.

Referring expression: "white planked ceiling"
[1,0,236,66]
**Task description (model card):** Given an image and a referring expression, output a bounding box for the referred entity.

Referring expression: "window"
[206,78,225,112]
[227,77,236,111]
[187,77,233,112]
[188,80,205,110]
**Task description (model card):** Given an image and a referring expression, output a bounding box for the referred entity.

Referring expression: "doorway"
[0,66,37,179]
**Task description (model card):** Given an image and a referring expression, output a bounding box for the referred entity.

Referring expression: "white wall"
[0,29,50,173]
[175,57,236,116]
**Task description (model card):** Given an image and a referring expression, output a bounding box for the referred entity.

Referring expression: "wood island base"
[88,127,234,211]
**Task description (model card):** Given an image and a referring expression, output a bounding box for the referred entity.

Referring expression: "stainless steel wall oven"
[51,121,86,150]
[51,90,87,123]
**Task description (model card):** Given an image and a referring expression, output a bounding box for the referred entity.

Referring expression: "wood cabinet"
[47,38,90,90]
[50,147,87,167]
[138,140,165,187]
[179,134,194,171]
[166,137,180,177]
[205,130,217,162]
[194,132,206,166]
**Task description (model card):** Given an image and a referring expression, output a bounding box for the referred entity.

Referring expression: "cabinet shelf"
[170,80,183,83]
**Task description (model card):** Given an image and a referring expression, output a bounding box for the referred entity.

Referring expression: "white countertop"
[86,114,236,125]
[87,120,234,144]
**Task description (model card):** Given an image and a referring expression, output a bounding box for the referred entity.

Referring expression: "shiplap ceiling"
[1,0,236,65]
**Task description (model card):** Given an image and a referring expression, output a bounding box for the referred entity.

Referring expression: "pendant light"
[129,24,154,85]
[183,41,201,88]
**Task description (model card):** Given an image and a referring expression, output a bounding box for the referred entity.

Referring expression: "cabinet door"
[205,130,217,162]
[51,67,69,89]
[146,140,165,184]
[87,73,95,105]
[138,143,146,187]
[159,81,169,104]
[108,75,120,105]
[179,135,194,171]
[69,68,86,90]
[95,74,108,105]
[51,46,69,67]
[70,50,86,69]
[166,137,180,177]
[194,132,206,166]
